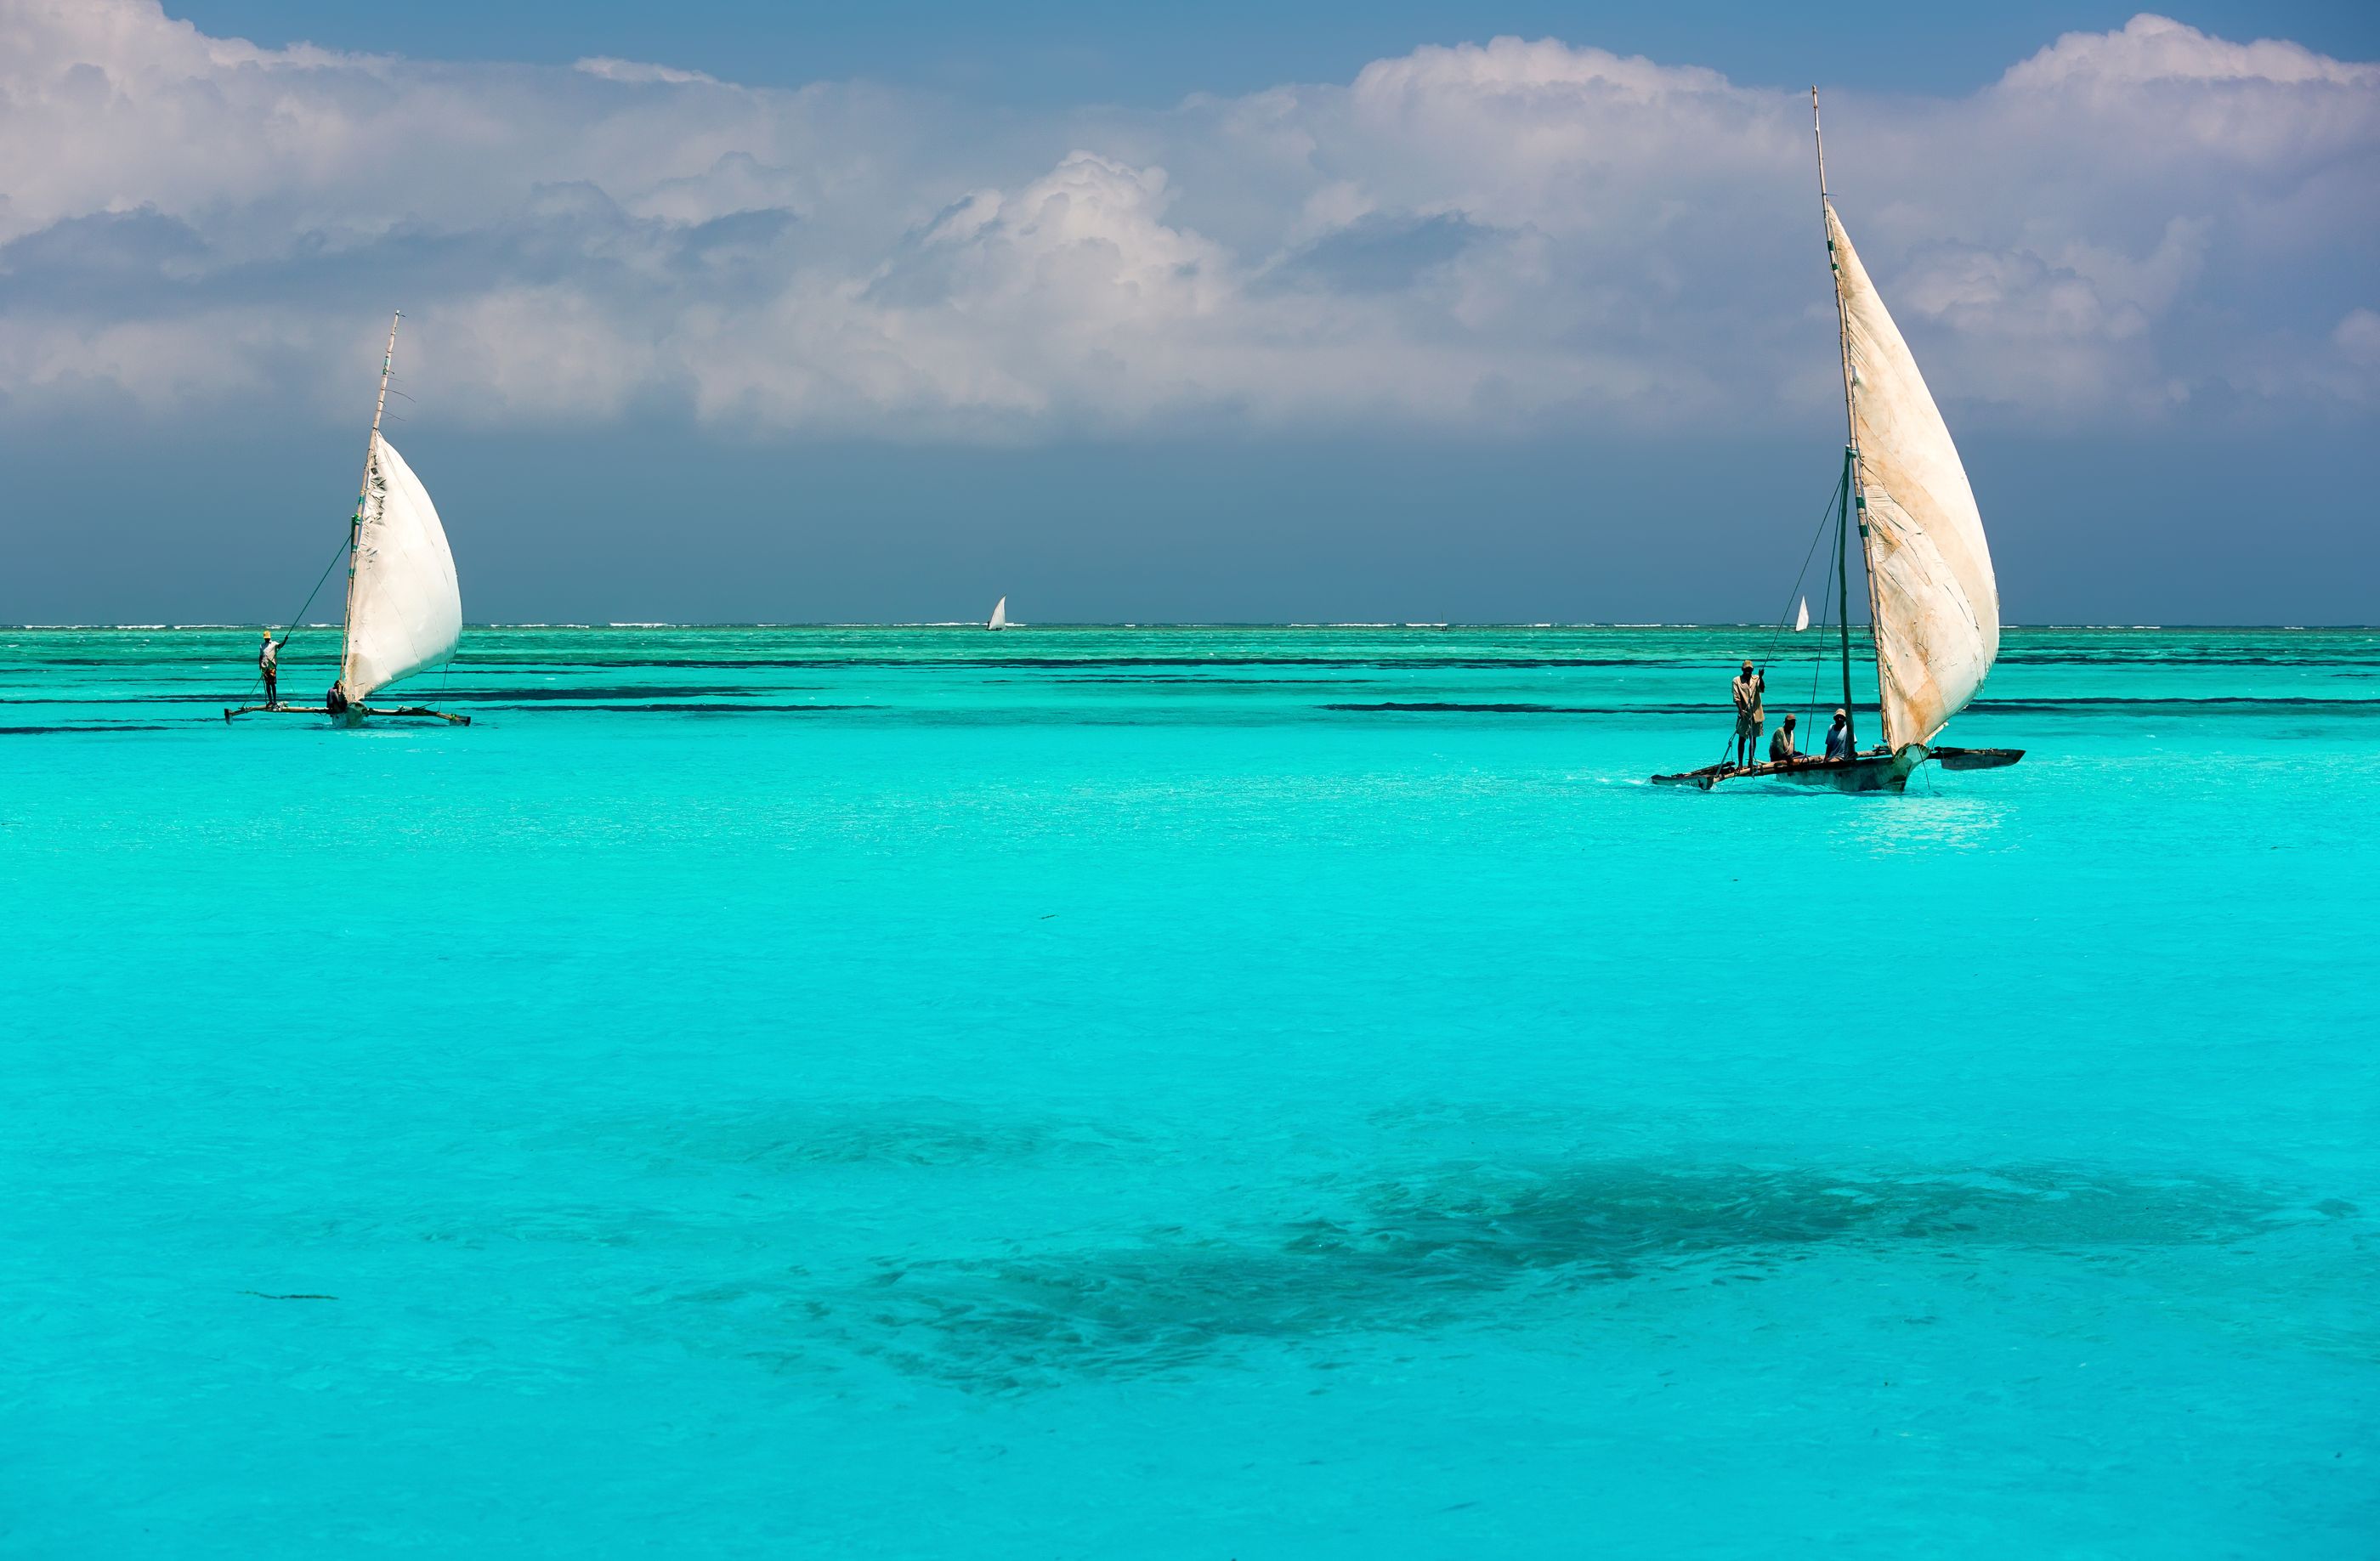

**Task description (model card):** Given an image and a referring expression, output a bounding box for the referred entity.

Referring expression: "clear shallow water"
[3,625,2374,1557]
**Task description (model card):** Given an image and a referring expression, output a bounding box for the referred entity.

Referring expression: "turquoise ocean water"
[3,625,2373,1556]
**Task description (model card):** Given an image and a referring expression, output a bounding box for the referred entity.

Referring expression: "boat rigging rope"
[236,527,351,706]
[1709,467,1850,772]
[1755,466,1848,678]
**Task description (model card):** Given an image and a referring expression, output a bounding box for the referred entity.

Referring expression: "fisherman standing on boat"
[258,630,283,708]
[1731,660,1765,769]
[1768,712,1800,765]
[1825,708,1853,761]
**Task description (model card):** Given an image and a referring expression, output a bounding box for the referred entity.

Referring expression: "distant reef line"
[4,622,2376,634]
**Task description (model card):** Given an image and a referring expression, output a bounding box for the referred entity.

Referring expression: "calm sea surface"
[3,625,2374,1557]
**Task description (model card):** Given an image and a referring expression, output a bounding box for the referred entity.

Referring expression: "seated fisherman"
[1824,707,1853,760]
[1768,711,1801,764]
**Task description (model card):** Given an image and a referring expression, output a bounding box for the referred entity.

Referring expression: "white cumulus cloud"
[574,57,721,88]
[0,1,2372,438]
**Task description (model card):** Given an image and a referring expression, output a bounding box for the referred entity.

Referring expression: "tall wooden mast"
[337,310,401,692]
[1814,91,1883,750]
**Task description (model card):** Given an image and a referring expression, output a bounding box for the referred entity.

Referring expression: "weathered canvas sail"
[1828,202,1999,747]
[340,433,461,699]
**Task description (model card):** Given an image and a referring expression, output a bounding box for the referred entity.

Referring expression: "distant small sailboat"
[226,313,467,726]
[1656,93,2019,792]
[1794,596,1810,632]
[986,596,1009,631]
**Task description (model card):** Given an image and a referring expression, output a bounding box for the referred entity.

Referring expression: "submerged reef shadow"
[818,1157,2340,1394]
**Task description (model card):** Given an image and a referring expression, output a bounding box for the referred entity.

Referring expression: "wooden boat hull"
[224,702,469,726]
[1652,744,2021,791]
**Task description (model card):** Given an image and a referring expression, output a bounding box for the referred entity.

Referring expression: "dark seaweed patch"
[1323,702,1726,715]
[472,702,856,714]
[809,1158,2321,1392]
[422,684,774,701]
[0,723,175,734]
[1325,701,1592,714]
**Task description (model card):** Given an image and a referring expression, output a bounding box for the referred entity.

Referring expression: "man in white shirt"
[258,630,283,707]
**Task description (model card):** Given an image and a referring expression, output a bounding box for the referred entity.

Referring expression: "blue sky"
[172,0,2380,105]
[3,2,2375,623]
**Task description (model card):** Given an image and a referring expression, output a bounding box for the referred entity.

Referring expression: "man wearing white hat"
[1824,707,1854,761]
[1730,659,1765,770]
[258,630,284,708]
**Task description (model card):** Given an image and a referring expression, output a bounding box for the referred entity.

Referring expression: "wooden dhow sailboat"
[1656,93,2019,792]
[986,596,1010,631]
[226,313,468,726]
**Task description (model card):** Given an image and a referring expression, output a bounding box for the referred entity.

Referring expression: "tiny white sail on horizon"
[340,432,462,699]
[1795,596,1810,632]
[987,596,1008,631]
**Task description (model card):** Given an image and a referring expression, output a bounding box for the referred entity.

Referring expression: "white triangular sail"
[1828,202,1999,748]
[340,433,461,698]
[1795,596,1810,632]
[987,596,1008,631]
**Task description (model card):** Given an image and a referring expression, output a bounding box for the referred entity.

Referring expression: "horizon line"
[5,622,2375,633]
